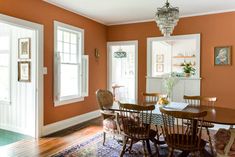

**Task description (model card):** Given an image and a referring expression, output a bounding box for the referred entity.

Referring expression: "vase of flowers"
[182,62,196,77]
[163,74,178,101]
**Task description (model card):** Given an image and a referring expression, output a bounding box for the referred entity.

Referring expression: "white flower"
[163,74,178,99]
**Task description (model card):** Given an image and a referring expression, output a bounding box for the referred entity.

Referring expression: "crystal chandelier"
[155,0,179,37]
[114,48,127,58]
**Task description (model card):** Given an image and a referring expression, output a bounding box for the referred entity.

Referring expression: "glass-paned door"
[108,41,138,101]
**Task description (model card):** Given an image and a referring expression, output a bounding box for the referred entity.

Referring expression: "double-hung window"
[54,21,88,106]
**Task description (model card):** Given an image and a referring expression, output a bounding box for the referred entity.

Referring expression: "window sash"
[54,21,86,106]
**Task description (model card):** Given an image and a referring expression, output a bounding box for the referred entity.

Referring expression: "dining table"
[110,100,235,126]
[107,100,235,156]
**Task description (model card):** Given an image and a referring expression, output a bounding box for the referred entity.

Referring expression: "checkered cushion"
[214,129,235,156]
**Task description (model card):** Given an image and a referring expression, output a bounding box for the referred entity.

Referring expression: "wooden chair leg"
[103,132,106,146]
[120,136,128,157]
[146,140,152,155]
[155,125,160,140]
[168,148,174,157]
[142,140,147,155]
[206,127,214,156]
[128,139,134,153]
[150,138,160,156]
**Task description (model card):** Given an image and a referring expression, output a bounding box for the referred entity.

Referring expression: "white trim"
[107,40,138,101]
[180,8,235,19]
[44,0,105,25]
[43,0,235,26]
[0,13,44,138]
[146,34,201,77]
[42,110,100,136]
[105,9,235,26]
[54,97,84,106]
[108,19,155,26]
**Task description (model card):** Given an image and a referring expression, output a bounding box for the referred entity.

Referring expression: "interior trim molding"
[108,9,235,26]
[43,0,235,26]
[43,0,106,25]
[42,110,101,136]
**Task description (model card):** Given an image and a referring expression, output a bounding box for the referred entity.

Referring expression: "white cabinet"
[146,77,201,102]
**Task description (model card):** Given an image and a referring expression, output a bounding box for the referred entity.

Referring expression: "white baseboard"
[42,110,101,136]
[0,124,34,137]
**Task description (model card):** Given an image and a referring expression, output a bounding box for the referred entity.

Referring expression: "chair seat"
[103,116,138,132]
[103,117,118,131]
[125,127,157,140]
[214,129,235,156]
[166,134,206,151]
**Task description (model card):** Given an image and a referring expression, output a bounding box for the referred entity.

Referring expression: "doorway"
[0,14,43,146]
[107,41,138,101]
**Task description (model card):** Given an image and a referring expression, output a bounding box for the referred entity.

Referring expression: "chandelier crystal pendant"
[114,48,127,58]
[155,0,179,37]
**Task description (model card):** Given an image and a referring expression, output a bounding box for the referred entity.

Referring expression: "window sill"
[54,97,84,107]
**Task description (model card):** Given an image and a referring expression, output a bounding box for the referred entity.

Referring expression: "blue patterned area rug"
[51,133,212,157]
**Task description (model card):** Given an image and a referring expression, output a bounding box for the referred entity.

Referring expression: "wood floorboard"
[0,117,103,157]
[0,116,216,157]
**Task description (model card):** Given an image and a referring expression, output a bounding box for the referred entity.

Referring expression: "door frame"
[107,40,138,101]
[0,14,44,138]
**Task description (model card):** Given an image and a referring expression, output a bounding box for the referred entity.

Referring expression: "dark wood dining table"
[110,100,235,125]
[108,101,235,156]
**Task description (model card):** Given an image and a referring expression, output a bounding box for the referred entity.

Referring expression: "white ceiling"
[45,0,235,25]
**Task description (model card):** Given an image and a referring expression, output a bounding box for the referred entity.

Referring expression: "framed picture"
[214,46,232,65]
[156,64,164,72]
[18,38,31,59]
[156,54,164,63]
[18,61,31,82]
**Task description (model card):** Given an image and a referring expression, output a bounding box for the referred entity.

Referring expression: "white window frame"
[147,34,201,78]
[54,21,87,106]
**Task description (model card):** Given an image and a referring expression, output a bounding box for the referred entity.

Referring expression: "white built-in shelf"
[172,56,196,59]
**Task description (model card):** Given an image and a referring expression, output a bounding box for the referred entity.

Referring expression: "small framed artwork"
[18,61,31,82]
[214,46,232,65]
[156,54,164,63]
[18,38,31,59]
[156,64,164,72]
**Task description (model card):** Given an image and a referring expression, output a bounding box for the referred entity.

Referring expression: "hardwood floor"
[0,117,216,157]
[0,117,103,157]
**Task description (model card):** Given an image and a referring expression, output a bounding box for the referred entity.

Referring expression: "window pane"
[63,42,70,53]
[57,30,63,41]
[60,64,79,97]
[70,34,77,44]
[70,54,77,63]
[57,41,63,52]
[71,44,77,54]
[62,53,70,63]
[63,31,70,43]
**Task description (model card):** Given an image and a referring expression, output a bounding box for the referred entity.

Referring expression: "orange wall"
[1,0,235,126]
[0,0,107,125]
[107,12,235,109]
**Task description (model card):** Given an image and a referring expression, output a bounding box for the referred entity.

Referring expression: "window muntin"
[54,22,84,104]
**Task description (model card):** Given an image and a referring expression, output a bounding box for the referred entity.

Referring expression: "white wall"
[0,23,36,137]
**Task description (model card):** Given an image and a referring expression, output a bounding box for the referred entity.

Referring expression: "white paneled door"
[0,18,41,138]
[107,41,138,101]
